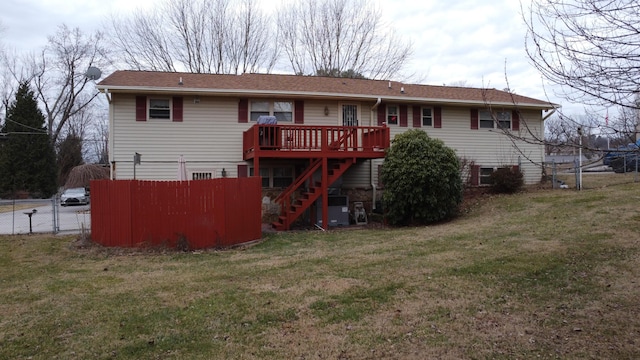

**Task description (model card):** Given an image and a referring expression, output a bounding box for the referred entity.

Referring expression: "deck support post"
[321,156,328,230]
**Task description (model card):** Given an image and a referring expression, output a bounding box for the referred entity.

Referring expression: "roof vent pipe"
[388,81,391,89]
[401,87,405,93]
[178,77,183,86]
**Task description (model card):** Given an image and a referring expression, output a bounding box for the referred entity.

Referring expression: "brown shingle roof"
[98,70,557,109]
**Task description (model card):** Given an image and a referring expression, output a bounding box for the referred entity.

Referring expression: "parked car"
[60,187,90,206]
[610,155,640,173]
[603,140,640,165]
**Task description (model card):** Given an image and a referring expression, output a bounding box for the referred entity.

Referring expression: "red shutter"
[237,164,248,178]
[471,165,480,186]
[412,105,421,128]
[238,98,248,123]
[470,108,479,130]
[377,104,386,126]
[172,97,183,122]
[135,96,146,121]
[294,100,304,124]
[434,106,442,128]
[399,105,408,127]
[512,110,520,131]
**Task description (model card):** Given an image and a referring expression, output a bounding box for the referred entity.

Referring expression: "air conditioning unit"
[315,195,349,227]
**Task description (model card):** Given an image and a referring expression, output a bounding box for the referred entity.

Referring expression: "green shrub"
[381,130,463,226]
[490,167,524,194]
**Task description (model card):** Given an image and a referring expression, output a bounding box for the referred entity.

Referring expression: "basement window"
[250,166,294,188]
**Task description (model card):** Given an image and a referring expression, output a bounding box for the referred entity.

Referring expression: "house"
[97,71,557,229]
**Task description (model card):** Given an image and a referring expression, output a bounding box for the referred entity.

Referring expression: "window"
[250,101,270,121]
[387,105,399,125]
[479,110,511,129]
[250,166,293,188]
[479,110,493,129]
[258,167,269,187]
[273,167,293,187]
[274,102,293,122]
[136,96,182,122]
[496,111,511,129]
[149,98,170,119]
[250,100,293,122]
[192,172,212,180]
[480,167,494,185]
[422,107,433,126]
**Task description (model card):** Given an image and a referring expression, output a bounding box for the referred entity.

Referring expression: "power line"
[0,131,49,136]
[3,118,49,134]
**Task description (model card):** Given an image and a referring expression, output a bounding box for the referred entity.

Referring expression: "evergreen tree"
[0,82,57,198]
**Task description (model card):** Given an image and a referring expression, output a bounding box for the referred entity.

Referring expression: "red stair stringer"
[272,158,354,230]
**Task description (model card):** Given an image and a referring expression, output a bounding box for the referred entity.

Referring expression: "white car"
[60,187,90,206]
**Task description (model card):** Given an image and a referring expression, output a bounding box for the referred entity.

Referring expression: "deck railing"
[243,124,389,159]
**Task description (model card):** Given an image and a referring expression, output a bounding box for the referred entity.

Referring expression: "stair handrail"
[274,158,322,213]
[280,158,355,230]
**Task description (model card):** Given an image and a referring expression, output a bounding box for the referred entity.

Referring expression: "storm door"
[341,104,359,126]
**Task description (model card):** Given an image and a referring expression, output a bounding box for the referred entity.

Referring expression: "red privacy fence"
[90,178,262,249]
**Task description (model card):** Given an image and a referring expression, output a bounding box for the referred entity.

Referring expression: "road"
[0,202,90,235]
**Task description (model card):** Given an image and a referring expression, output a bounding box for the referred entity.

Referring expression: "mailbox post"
[23,209,37,234]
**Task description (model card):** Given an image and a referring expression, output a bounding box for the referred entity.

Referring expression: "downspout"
[542,107,557,121]
[103,88,115,179]
[370,97,382,210]
[103,87,112,104]
[541,106,558,182]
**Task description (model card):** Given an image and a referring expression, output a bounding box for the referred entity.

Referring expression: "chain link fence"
[545,158,640,190]
[0,198,90,235]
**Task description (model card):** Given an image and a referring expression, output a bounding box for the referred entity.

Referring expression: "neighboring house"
[97,71,556,229]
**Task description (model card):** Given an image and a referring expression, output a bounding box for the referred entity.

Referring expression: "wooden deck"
[243,124,390,160]
[242,124,390,230]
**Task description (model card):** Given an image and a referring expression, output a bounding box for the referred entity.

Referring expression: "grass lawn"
[1,178,639,359]
[0,203,48,214]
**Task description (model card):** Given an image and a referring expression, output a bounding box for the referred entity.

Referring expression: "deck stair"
[271,158,354,231]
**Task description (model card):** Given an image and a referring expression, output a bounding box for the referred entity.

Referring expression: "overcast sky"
[0,0,583,114]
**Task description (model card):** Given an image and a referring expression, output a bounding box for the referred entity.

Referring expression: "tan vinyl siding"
[342,160,372,188]
[395,106,543,185]
[303,100,372,127]
[111,94,250,180]
[352,106,545,188]
[111,93,545,185]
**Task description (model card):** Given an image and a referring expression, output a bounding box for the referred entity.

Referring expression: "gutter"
[370,97,382,210]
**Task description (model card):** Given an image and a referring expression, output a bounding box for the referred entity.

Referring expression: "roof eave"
[96,85,558,110]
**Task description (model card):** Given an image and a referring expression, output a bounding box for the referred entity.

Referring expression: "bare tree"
[524,0,640,111]
[276,0,412,79]
[108,8,177,72]
[89,110,109,165]
[28,25,110,144]
[609,97,640,146]
[227,0,278,74]
[0,20,9,118]
[107,0,277,74]
[544,115,569,155]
